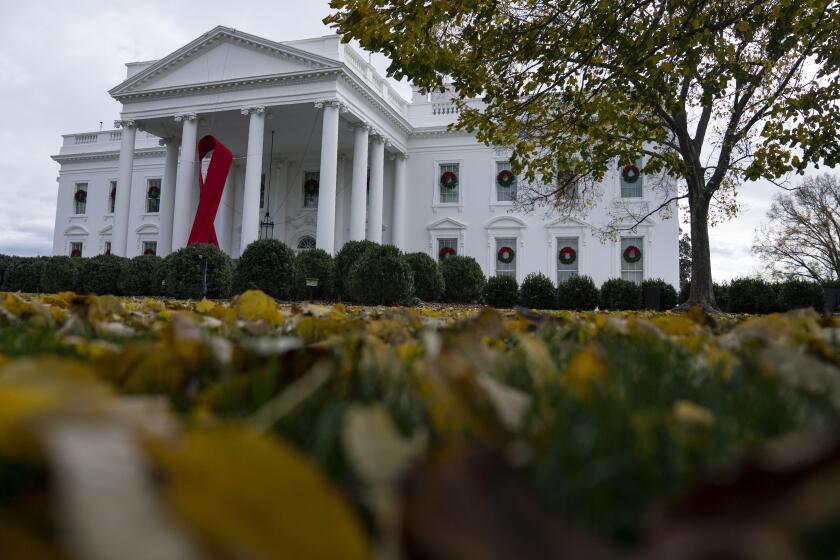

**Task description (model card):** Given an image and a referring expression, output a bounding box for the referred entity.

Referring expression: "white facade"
[52,26,679,288]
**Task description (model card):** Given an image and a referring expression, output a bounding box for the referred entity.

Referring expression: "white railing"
[432,103,460,116]
[340,44,408,115]
[110,131,122,141]
[74,134,97,144]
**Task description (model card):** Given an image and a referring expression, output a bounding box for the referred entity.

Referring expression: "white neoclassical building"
[52,26,679,288]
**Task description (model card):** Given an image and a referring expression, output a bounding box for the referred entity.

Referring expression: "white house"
[52,25,679,288]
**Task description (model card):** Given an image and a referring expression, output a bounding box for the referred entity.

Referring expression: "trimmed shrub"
[440,255,486,304]
[0,255,16,289]
[777,279,825,312]
[640,278,678,311]
[519,273,556,309]
[557,275,599,311]
[163,244,233,300]
[118,255,164,296]
[599,278,642,311]
[2,257,45,293]
[40,256,81,293]
[233,239,295,299]
[404,252,445,302]
[484,275,519,308]
[334,240,379,300]
[78,255,126,295]
[347,245,414,305]
[726,277,780,314]
[293,249,335,300]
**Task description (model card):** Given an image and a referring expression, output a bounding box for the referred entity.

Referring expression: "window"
[104,241,112,256]
[108,181,116,214]
[142,241,157,256]
[495,161,516,202]
[620,159,644,198]
[495,237,517,278]
[260,173,265,209]
[621,237,644,284]
[303,171,319,208]
[437,238,458,262]
[556,237,579,283]
[70,242,83,257]
[146,179,161,213]
[438,163,459,204]
[297,236,316,251]
[73,183,87,215]
[557,168,578,200]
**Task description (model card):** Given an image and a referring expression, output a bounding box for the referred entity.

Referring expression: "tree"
[753,174,840,282]
[326,0,840,310]
[679,233,692,289]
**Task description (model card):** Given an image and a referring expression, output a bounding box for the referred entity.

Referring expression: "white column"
[158,138,179,255]
[171,113,198,250]
[239,106,266,254]
[392,153,408,250]
[349,124,369,241]
[112,119,137,257]
[367,133,385,243]
[217,169,235,255]
[315,100,341,254]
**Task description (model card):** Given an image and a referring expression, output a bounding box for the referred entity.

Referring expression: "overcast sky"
[0,0,833,280]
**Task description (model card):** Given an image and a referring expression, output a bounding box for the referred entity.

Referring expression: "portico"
[106,26,410,258]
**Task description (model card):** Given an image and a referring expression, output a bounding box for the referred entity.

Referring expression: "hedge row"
[679,278,835,313]
[0,244,682,311]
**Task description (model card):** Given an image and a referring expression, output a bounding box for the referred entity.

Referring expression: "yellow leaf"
[233,290,285,326]
[562,346,608,400]
[148,426,369,560]
[673,400,715,427]
[194,298,216,314]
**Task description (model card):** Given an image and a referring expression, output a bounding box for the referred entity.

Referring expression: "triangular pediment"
[110,27,339,97]
[426,217,467,230]
[544,216,590,229]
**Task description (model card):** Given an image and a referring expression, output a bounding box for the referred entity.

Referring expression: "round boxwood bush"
[40,256,81,293]
[78,255,126,295]
[557,275,599,311]
[519,272,556,310]
[118,255,164,296]
[404,252,445,302]
[163,244,233,300]
[599,278,642,311]
[2,257,45,293]
[777,279,825,312]
[640,278,678,311]
[347,245,414,305]
[233,239,295,299]
[293,249,335,300]
[727,277,780,314]
[334,240,379,300]
[484,275,519,308]
[0,255,16,289]
[440,255,485,304]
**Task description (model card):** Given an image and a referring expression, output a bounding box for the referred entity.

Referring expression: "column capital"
[369,129,387,143]
[114,119,136,129]
[173,113,197,123]
[314,98,345,111]
[350,121,370,132]
[240,106,266,116]
[388,151,409,161]
[158,137,180,147]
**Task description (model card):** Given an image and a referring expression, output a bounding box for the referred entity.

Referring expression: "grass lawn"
[2,289,840,559]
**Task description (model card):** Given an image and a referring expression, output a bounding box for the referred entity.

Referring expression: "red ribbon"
[187,135,233,247]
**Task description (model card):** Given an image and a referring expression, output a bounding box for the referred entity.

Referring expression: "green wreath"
[440,171,458,190]
[439,246,455,260]
[623,245,642,263]
[497,246,515,264]
[496,169,515,187]
[304,178,319,196]
[558,246,576,265]
[622,163,640,183]
[74,190,87,203]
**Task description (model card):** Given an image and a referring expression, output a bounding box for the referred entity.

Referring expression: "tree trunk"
[686,194,718,310]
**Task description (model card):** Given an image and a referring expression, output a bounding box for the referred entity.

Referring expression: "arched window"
[297,235,316,251]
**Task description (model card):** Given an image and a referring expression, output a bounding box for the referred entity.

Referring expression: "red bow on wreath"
[623,245,641,263]
[439,246,455,260]
[559,246,576,264]
[440,171,458,189]
[497,246,515,263]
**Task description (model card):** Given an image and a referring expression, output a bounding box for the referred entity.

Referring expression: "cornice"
[51,147,166,164]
